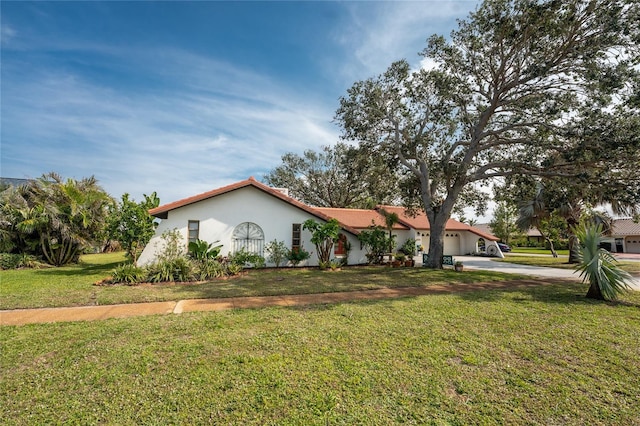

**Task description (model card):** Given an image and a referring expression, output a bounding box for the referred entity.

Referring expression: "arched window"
[232,222,265,255]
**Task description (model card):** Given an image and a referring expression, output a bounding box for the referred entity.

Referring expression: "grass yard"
[1,253,530,310]
[511,247,570,255]
[499,255,640,275]
[2,282,639,424]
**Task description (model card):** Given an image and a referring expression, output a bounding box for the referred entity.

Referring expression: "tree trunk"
[545,237,558,258]
[586,281,604,300]
[425,213,449,269]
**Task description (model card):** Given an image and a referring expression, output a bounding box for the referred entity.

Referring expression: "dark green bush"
[229,248,265,268]
[111,264,146,285]
[0,253,45,270]
[147,257,194,283]
[193,258,226,281]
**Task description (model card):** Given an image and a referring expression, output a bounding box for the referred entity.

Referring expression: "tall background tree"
[336,0,639,268]
[264,142,398,208]
[488,202,522,246]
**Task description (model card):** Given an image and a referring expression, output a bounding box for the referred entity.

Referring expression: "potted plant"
[454,261,464,272]
[393,252,405,267]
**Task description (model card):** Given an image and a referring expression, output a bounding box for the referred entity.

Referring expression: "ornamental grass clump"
[575,223,634,301]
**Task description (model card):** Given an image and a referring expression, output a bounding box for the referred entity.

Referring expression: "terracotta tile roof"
[376,205,498,241]
[612,218,640,236]
[149,177,361,236]
[314,208,409,230]
[149,178,500,241]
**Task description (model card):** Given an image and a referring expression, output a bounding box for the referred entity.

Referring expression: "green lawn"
[2,282,639,424]
[499,255,640,275]
[511,247,570,255]
[1,253,529,310]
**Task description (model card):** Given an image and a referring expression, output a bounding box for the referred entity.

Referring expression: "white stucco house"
[138,177,500,267]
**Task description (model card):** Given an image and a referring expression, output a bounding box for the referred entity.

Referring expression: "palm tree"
[516,185,561,258]
[5,173,114,266]
[575,223,634,301]
[378,208,399,261]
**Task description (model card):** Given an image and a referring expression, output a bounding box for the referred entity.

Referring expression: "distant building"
[0,178,30,189]
[475,223,544,245]
[602,219,640,254]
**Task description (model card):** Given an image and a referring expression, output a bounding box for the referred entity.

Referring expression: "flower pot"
[454,265,463,272]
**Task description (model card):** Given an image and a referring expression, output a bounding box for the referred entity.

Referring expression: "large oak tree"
[336,0,639,268]
[264,143,398,208]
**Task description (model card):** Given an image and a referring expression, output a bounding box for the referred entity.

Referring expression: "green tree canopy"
[488,202,522,246]
[0,172,113,266]
[106,192,160,264]
[264,143,398,208]
[302,219,341,267]
[336,0,639,268]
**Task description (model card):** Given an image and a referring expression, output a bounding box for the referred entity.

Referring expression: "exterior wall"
[411,230,503,258]
[138,186,366,267]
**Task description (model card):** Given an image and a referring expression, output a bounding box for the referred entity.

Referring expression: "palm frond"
[575,223,633,300]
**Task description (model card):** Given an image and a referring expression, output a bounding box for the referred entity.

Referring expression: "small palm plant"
[575,223,633,301]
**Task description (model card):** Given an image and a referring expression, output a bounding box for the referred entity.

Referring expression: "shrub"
[147,257,194,283]
[226,263,243,275]
[193,258,226,281]
[576,223,634,301]
[111,264,146,285]
[0,253,44,270]
[188,239,222,260]
[400,238,417,257]
[265,240,289,267]
[287,246,311,267]
[229,248,265,268]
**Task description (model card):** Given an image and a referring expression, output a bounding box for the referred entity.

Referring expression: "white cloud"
[1,48,340,205]
[334,1,478,80]
[1,24,16,45]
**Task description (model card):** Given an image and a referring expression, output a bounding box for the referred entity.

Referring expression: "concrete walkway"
[457,255,640,290]
[1,278,557,326]
[3,255,638,326]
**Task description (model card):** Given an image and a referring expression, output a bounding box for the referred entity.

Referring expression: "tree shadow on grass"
[455,281,640,308]
[32,260,124,277]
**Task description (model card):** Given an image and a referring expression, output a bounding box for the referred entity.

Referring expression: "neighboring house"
[475,223,544,246]
[0,177,30,189]
[138,177,501,266]
[601,219,640,254]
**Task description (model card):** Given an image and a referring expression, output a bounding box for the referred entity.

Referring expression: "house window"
[188,220,200,244]
[292,223,301,250]
[232,222,265,255]
[335,233,347,255]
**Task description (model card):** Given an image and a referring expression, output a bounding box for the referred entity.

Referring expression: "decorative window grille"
[232,222,265,255]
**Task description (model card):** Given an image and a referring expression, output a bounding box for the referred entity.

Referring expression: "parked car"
[498,242,511,252]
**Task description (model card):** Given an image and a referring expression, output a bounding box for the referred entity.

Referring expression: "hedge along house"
[316,206,502,260]
[137,177,501,267]
[137,177,365,267]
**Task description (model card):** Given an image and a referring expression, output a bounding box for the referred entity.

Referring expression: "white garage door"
[626,236,640,254]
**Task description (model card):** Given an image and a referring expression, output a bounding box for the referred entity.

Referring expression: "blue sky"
[2,1,479,207]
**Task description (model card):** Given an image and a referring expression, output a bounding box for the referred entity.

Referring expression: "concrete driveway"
[456,255,640,290]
